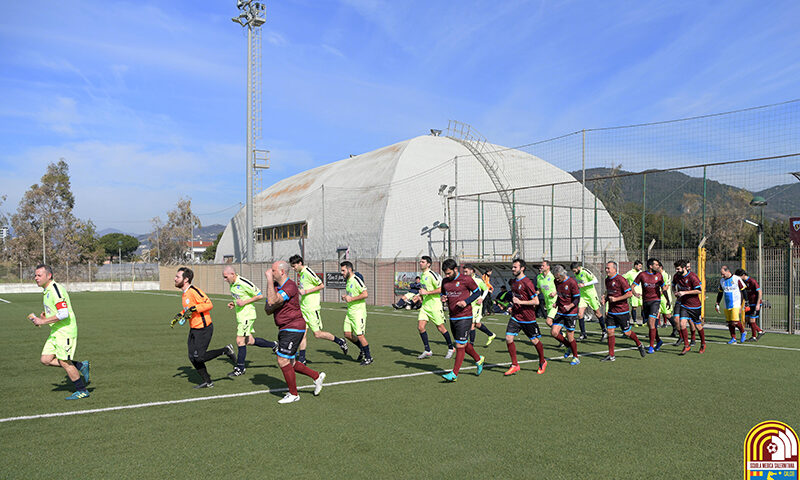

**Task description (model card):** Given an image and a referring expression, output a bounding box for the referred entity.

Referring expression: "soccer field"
[1,290,799,479]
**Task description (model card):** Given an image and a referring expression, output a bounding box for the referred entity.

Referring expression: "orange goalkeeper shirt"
[181,284,214,329]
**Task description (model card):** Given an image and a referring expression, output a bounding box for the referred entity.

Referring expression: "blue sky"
[1,0,798,233]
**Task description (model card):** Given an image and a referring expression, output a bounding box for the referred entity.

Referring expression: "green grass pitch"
[1,290,799,479]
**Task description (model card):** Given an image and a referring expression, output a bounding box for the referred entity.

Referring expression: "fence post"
[788,242,794,334]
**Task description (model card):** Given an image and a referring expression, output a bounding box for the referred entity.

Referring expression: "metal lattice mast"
[233,1,266,262]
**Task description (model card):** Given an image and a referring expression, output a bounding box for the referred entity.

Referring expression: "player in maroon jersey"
[264,261,325,404]
[439,259,485,382]
[632,258,669,353]
[503,258,547,376]
[735,268,766,341]
[601,261,646,361]
[550,265,581,365]
[673,259,705,355]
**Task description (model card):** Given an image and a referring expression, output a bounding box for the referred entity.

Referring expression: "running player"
[601,261,646,361]
[623,260,644,326]
[551,264,581,365]
[657,260,676,330]
[439,259,485,382]
[264,261,325,404]
[715,265,748,344]
[571,262,607,341]
[340,261,373,365]
[673,259,704,355]
[222,266,277,377]
[462,264,496,346]
[172,267,236,388]
[412,256,456,359]
[289,255,349,364]
[29,264,90,400]
[632,258,667,353]
[536,260,558,329]
[736,268,765,341]
[503,259,547,376]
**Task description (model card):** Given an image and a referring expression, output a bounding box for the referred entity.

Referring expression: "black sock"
[363,344,372,359]
[72,360,84,370]
[631,309,638,322]
[196,364,211,383]
[253,337,276,348]
[333,336,345,346]
[72,377,86,391]
[579,316,586,335]
[442,331,454,349]
[469,329,476,344]
[598,316,606,331]
[419,331,430,351]
[237,346,246,369]
[478,324,493,336]
[298,349,306,363]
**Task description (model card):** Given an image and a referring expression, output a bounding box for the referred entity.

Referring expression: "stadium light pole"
[117,240,123,292]
[747,195,767,328]
[232,1,266,263]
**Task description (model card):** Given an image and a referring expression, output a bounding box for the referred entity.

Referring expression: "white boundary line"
[4,338,800,424]
[0,297,11,303]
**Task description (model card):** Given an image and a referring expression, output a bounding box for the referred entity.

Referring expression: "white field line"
[0,297,11,303]
[3,338,800,424]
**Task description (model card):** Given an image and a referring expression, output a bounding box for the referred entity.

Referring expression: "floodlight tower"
[232,1,267,262]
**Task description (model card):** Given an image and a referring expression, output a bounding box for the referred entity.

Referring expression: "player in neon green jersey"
[289,255,349,364]
[462,264,496,346]
[29,264,90,400]
[571,262,608,341]
[222,265,277,377]
[536,260,558,326]
[340,261,373,365]
[623,260,644,326]
[412,256,456,359]
[657,261,675,329]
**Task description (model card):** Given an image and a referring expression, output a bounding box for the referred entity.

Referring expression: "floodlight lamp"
[421,226,429,234]
[446,186,456,195]
[437,222,449,231]
[438,185,447,194]
[744,219,759,228]
[432,221,440,228]
[749,196,767,207]
[430,129,442,136]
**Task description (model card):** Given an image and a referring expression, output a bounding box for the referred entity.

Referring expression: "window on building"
[254,221,307,243]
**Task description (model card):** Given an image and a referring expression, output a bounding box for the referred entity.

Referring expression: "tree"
[151,198,201,262]
[202,232,223,261]
[99,233,140,261]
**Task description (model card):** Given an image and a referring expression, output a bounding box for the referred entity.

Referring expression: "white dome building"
[215,133,623,263]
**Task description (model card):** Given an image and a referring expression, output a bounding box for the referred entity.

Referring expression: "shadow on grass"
[394,359,447,373]
[383,344,420,356]
[314,348,350,363]
[249,373,289,397]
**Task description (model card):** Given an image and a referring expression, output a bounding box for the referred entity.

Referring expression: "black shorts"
[507,317,541,339]
[552,314,576,331]
[188,324,214,362]
[276,329,305,359]
[606,312,631,332]
[676,305,702,324]
[450,318,471,345]
[746,304,760,321]
[643,301,661,321]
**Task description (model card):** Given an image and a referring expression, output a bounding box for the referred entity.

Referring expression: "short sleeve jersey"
[536,272,557,308]
[441,273,480,320]
[675,271,703,308]
[420,269,443,309]
[661,270,675,304]
[744,277,761,305]
[298,266,323,310]
[575,269,599,298]
[633,271,664,303]
[605,274,632,314]
[43,281,77,337]
[718,275,746,310]
[182,285,213,329]
[273,278,305,330]
[511,276,538,322]
[623,269,642,296]
[555,276,581,315]
[230,275,261,321]
[345,274,368,317]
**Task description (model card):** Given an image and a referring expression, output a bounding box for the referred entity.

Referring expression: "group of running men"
[28,252,765,402]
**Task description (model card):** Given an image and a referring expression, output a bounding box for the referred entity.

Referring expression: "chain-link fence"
[0,262,159,284]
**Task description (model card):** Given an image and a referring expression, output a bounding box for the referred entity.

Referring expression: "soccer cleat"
[638,344,646,357]
[442,371,458,382]
[503,364,521,376]
[690,340,696,346]
[600,332,608,342]
[655,338,663,351]
[601,355,615,362]
[757,331,766,340]
[313,372,326,396]
[537,360,547,374]
[79,360,90,384]
[225,344,236,363]
[727,338,737,345]
[360,357,373,366]
[679,346,691,356]
[740,332,747,343]
[417,351,433,360]
[698,345,706,354]
[65,390,90,400]
[194,381,214,389]
[672,338,682,347]
[563,348,571,359]
[278,393,300,404]
[578,334,587,341]
[570,357,581,366]
[476,356,485,376]
[356,351,364,363]
[445,348,455,359]
[339,342,349,355]
[228,367,246,377]
[485,333,496,346]
[747,336,758,342]
[647,346,655,354]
